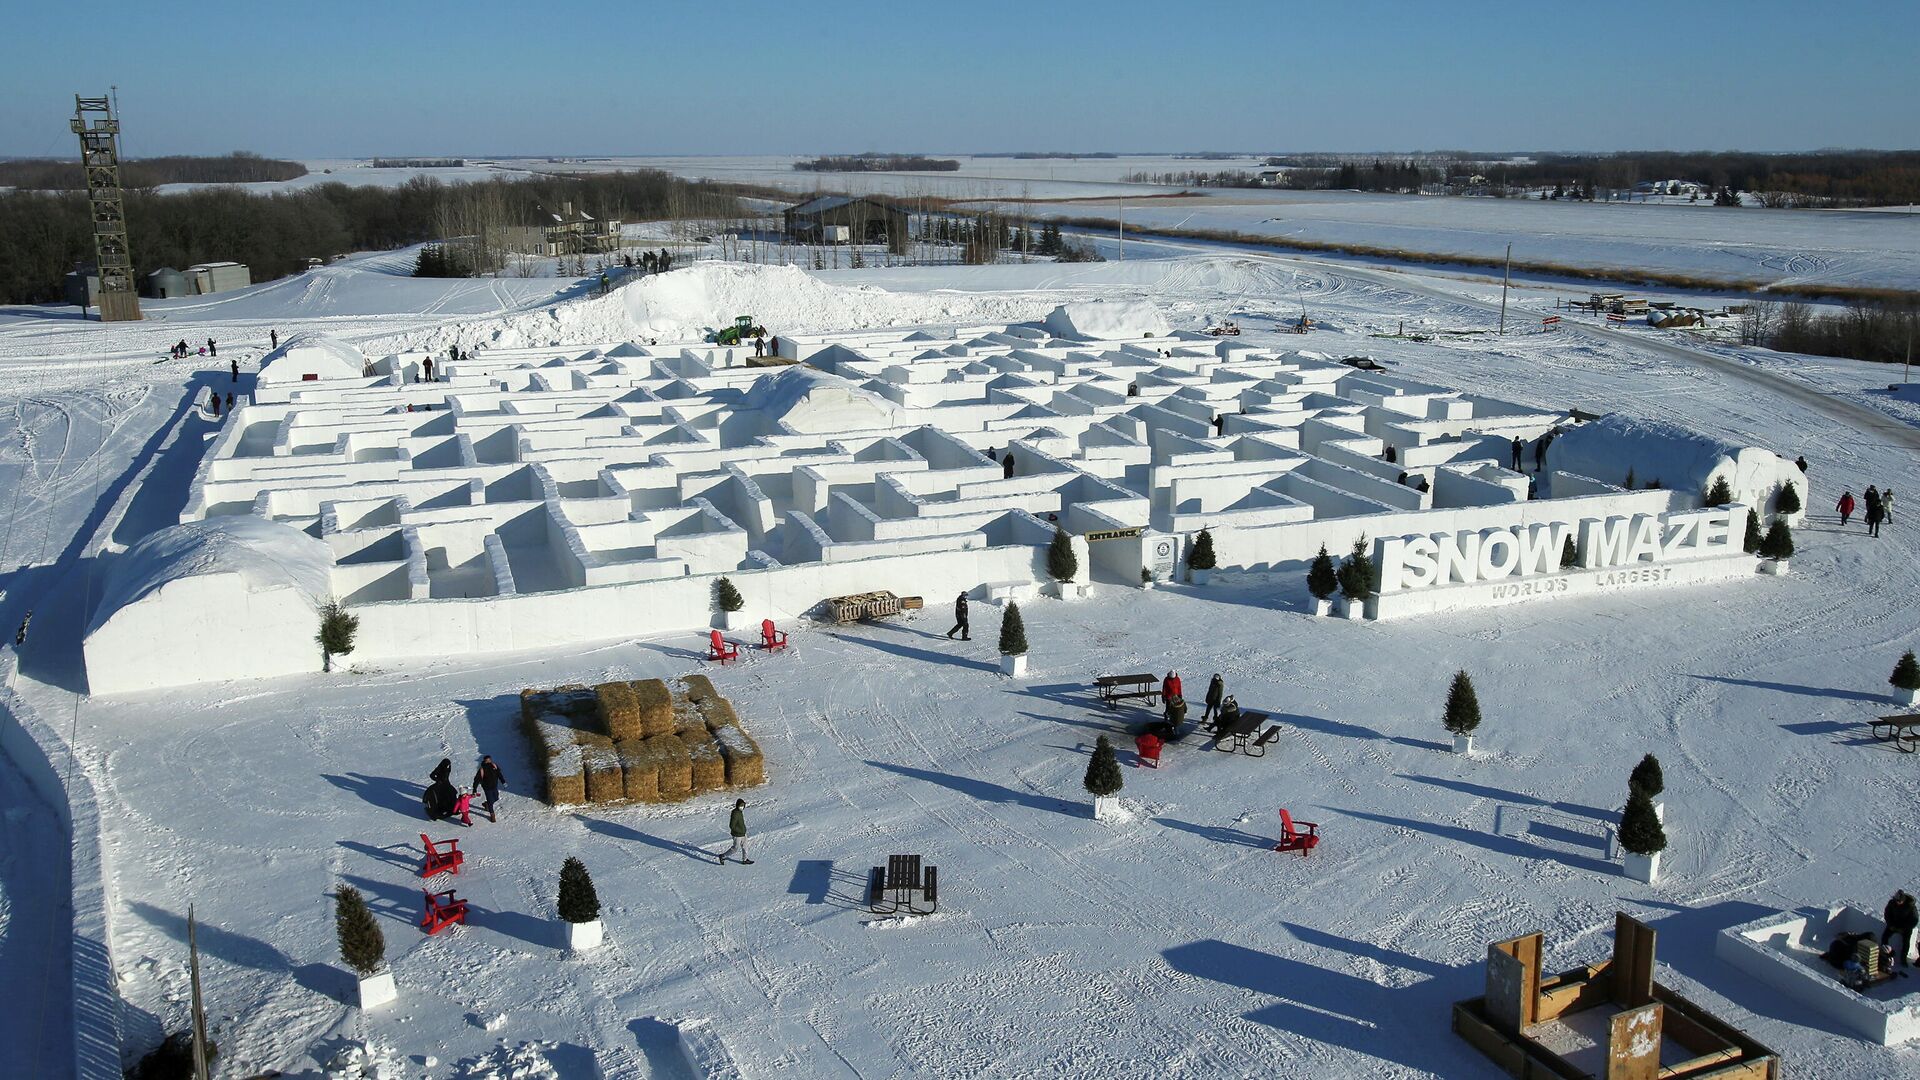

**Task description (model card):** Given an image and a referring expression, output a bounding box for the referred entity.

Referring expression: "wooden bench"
[1096,673,1160,711]
[1216,709,1266,753]
[420,888,469,935]
[419,833,464,878]
[1247,724,1283,758]
[868,853,938,915]
[1871,714,1920,752]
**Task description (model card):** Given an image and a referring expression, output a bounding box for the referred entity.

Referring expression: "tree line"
[0,170,754,305]
[0,152,307,190]
[1739,300,1920,366]
[794,155,960,172]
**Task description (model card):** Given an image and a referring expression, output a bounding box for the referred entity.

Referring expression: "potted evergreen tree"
[1186,528,1217,586]
[1742,509,1763,555]
[1559,534,1579,570]
[1757,520,1794,575]
[714,576,746,630]
[1045,528,1081,599]
[335,885,393,1009]
[998,602,1028,677]
[1704,477,1733,508]
[317,600,359,674]
[1307,544,1338,616]
[1629,753,1666,821]
[1619,789,1667,883]
[557,856,604,951]
[1337,537,1374,620]
[1443,670,1481,754]
[1140,566,1155,591]
[1891,650,1920,707]
[1774,480,1801,522]
[1085,734,1123,821]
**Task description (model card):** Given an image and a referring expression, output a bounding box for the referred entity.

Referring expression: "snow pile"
[324,1039,406,1078]
[88,517,334,633]
[451,1041,567,1079]
[1546,412,1801,516]
[734,365,897,435]
[1043,299,1172,341]
[259,331,367,386]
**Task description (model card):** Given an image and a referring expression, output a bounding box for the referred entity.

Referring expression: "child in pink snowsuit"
[453,791,474,827]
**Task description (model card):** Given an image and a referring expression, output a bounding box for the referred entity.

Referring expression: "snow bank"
[1042,299,1172,341]
[84,517,336,694]
[733,365,897,436]
[1546,413,1803,518]
[258,332,366,387]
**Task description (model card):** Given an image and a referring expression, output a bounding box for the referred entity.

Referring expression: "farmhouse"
[498,201,621,256]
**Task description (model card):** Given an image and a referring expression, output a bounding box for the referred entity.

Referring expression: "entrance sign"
[1376,508,1740,594]
[1085,527,1143,542]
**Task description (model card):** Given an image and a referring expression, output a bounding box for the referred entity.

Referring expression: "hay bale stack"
[519,688,547,725]
[580,736,624,803]
[646,733,694,801]
[546,740,587,805]
[628,678,675,737]
[548,685,598,723]
[615,739,660,803]
[595,681,643,741]
[714,725,765,788]
[685,732,727,794]
[696,694,743,735]
[679,674,717,703]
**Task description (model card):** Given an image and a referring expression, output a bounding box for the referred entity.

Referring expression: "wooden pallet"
[827,591,901,624]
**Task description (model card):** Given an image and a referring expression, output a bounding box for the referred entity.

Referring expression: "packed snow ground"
[3,253,1920,1078]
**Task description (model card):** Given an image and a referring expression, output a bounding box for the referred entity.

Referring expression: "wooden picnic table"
[1215,710,1267,754]
[1096,673,1160,710]
[1871,714,1920,752]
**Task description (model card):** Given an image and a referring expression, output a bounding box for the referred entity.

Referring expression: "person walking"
[1886,891,1918,968]
[1162,671,1183,704]
[207,338,217,358]
[1866,485,1882,519]
[1510,436,1524,471]
[1837,490,1856,527]
[208,388,221,418]
[424,758,457,820]
[1203,673,1225,725]
[1884,489,1896,523]
[270,329,278,350]
[946,591,970,640]
[720,798,753,864]
[470,754,507,822]
[224,392,234,414]
[1533,437,1547,471]
[422,356,434,383]
[230,357,239,383]
[14,610,31,647]
[1867,500,1885,538]
[1003,452,1016,480]
[1795,455,1808,473]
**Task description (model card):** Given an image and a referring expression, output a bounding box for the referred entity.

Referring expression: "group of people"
[1834,484,1896,537]
[750,335,781,358]
[1145,672,1238,741]
[1823,890,1917,986]
[1508,430,1559,473]
[206,388,234,418]
[170,338,217,360]
[621,250,675,275]
[424,754,508,826]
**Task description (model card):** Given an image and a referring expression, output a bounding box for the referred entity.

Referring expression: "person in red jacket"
[1837,490,1856,526]
[1162,671,1182,703]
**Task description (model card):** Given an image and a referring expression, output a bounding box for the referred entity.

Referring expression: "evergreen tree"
[1619,790,1668,855]
[1083,734,1123,797]
[1560,535,1578,569]
[1629,753,1665,799]
[1743,509,1763,554]
[317,600,359,673]
[557,856,601,924]
[1891,650,1920,692]
[713,576,744,612]
[998,602,1028,656]
[1307,544,1338,600]
[1704,477,1733,507]
[1046,528,1078,583]
[1759,520,1795,560]
[1443,670,1482,735]
[335,885,385,976]
[1186,528,1217,572]
[1774,481,1801,515]
[1623,468,1636,490]
[1338,537,1375,601]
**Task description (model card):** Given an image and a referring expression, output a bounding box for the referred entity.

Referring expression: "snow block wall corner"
[83,517,336,695]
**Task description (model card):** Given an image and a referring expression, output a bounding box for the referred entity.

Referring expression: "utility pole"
[1117,200,1124,261]
[1498,243,1511,335]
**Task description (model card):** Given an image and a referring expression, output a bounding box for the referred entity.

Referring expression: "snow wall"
[1545,413,1805,522]
[0,653,123,1079]
[256,332,365,389]
[1043,300,1172,341]
[84,518,335,695]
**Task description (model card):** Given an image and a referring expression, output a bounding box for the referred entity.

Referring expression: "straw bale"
[595,681,643,741]
[696,695,743,734]
[714,725,765,788]
[615,739,660,803]
[679,674,717,703]
[646,733,694,800]
[581,738,624,803]
[627,678,674,737]
[545,741,586,805]
[685,732,727,794]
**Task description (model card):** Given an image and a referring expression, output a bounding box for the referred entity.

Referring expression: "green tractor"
[712,315,765,347]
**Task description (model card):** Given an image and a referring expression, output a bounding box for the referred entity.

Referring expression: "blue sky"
[4,1,1914,157]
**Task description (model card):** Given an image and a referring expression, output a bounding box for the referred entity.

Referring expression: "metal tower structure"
[71,93,142,322]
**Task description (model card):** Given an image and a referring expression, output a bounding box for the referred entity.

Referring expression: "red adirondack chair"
[760,619,788,651]
[708,629,739,664]
[421,888,469,935]
[1274,809,1320,856]
[419,833,464,878]
[1134,732,1163,768]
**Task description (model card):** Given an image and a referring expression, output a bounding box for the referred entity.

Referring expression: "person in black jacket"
[424,758,457,820]
[471,754,507,822]
[1885,891,1917,968]
[946,591,970,641]
[1203,674,1226,725]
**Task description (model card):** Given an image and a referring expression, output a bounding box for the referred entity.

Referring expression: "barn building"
[782,195,910,253]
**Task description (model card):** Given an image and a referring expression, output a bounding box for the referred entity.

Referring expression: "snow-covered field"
[3,251,1920,1078]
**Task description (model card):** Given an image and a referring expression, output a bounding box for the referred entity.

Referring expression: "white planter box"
[1312,597,1332,617]
[1044,581,1085,600]
[565,918,604,952]
[1452,733,1474,755]
[357,970,397,1010]
[1623,850,1661,883]
[1899,686,1920,707]
[1093,795,1122,821]
[719,609,749,631]
[1000,653,1028,677]
[1341,597,1366,620]
[1188,568,1211,586]
[1653,800,1666,823]
[1140,580,1155,591]
[1759,558,1789,576]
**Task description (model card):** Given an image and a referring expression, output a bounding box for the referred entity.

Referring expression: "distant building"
[142,262,251,299]
[783,195,909,253]
[63,265,103,310]
[498,202,622,256]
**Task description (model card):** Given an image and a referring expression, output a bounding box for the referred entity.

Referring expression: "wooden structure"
[867,854,938,915]
[1871,713,1920,751]
[419,833,464,878]
[420,888,469,935]
[708,629,739,664]
[1214,709,1268,754]
[1454,913,1779,1080]
[825,591,904,624]
[1273,809,1320,856]
[1095,673,1160,710]
[70,94,142,322]
[760,619,788,651]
